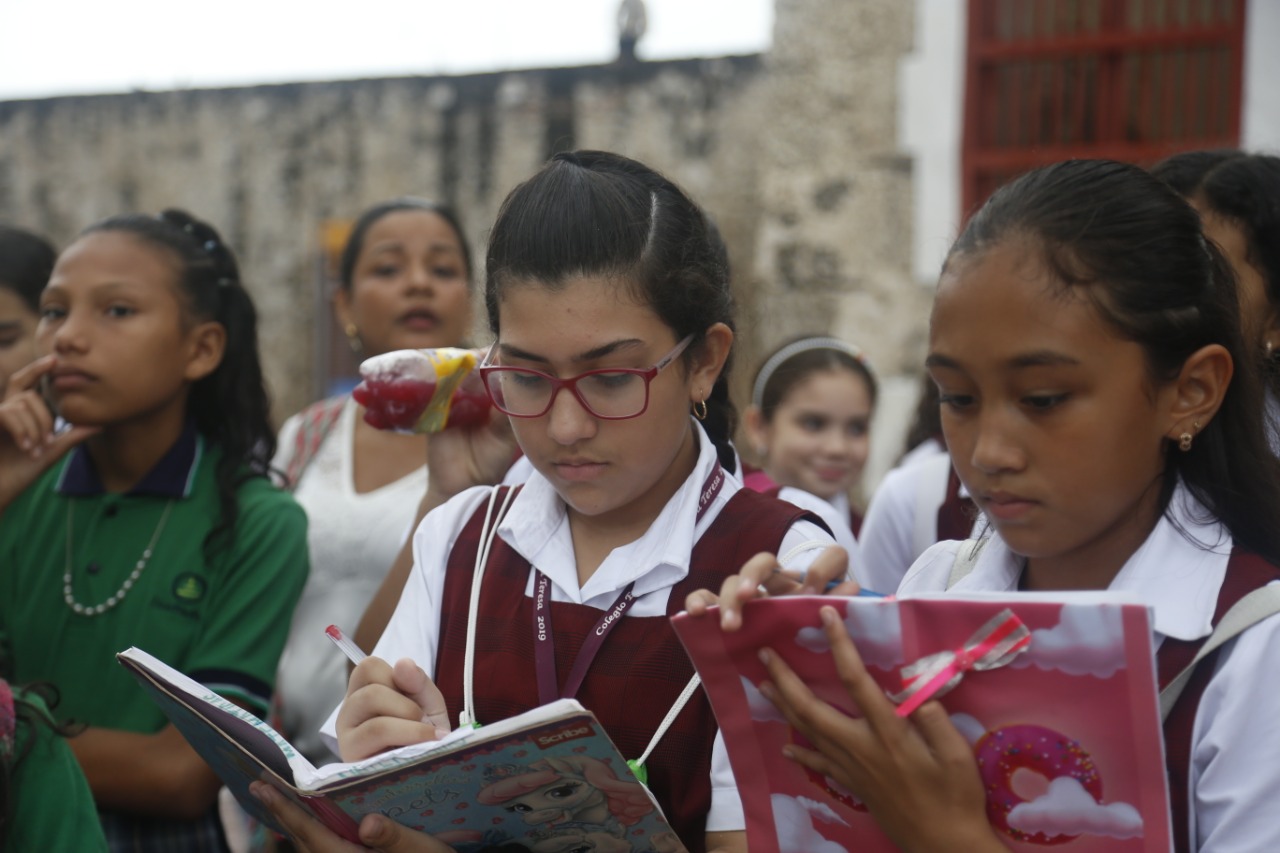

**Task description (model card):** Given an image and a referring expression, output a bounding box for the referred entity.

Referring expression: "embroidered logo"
[172,573,208,602]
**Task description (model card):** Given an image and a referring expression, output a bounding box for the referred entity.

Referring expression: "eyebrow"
[499,338,646,364]
[925,350,1081,370]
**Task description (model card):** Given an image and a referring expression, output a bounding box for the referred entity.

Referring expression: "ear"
[741,404,771,459]
[333,286,355,332]
[687,322,734,403]
[183,321,227,383]
[1162,343,1233,443]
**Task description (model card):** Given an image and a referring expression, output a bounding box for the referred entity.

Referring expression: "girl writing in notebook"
[713,160,1280,851]
[0,210,309,849]
[255,150,843,853]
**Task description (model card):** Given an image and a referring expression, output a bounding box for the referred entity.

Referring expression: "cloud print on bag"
[771,794,850,853]
[794,601,904,669]
[1010,603,1127,678]
[742,676,789,724]
[1007,777,1144,840]
[950,712,986,745]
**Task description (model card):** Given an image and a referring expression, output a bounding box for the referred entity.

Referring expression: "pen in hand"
[325,624,368,666]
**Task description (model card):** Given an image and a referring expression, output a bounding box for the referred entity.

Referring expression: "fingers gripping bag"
[352,347,492,433]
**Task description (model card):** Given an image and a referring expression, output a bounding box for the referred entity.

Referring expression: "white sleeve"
[1189,595,1280,851]
[858,464,927,595]
[317,486,496,753]
[271,411,303,476]
[776,487,863,583]
[705,729,745,832]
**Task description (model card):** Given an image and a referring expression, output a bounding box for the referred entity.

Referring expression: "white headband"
[751,337,873,409]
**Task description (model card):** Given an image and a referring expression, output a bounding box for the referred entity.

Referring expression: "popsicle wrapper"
[353,347,486,434]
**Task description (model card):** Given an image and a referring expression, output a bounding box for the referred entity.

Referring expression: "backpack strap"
[1157,550,1280,853]
[283,396,348,490]
[944,538,985,589]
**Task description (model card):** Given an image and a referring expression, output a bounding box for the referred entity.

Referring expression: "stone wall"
[0,0,925,477]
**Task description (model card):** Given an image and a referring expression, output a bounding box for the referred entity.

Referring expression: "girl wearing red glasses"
[255,150,845,853]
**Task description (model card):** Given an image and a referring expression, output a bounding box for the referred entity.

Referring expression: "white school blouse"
[322,423,836,832]
[897,486,1280,852]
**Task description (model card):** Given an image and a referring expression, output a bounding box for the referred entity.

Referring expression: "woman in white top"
[708,160,1280,852]
[272,198,475,764]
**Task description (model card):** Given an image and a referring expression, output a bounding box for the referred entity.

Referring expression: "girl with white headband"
[742,335,874,584]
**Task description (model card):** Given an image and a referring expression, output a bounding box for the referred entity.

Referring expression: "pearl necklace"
[63,500,175,617]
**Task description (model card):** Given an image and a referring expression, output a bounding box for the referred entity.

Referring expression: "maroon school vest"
[1157,549,1280,853]
[435,486,823,851]
[935,464,976,543]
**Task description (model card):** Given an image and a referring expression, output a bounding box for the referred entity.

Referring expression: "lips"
[398,307,439,331]
[980,490,1038,522]
[552,458,608,483]
[49,367,96,391]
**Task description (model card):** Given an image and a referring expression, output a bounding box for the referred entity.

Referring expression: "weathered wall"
[0,0,924,468]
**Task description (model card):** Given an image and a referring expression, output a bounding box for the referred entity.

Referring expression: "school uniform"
[0,423,309,851]
[322,424,836,847]
[897,485,1280,852]
[740,466,864,583]
[858,449,977,595]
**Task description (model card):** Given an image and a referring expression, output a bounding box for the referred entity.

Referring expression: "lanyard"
[532,462,725,705]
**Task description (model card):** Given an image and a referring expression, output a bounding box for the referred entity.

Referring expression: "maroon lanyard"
[532,462,725,704]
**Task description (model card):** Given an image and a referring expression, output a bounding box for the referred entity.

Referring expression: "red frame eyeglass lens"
[479,335,695,420]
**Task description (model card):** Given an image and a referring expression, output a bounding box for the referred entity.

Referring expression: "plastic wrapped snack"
[351,347,492,433]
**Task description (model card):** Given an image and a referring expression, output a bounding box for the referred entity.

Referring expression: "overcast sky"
[0,0,772,100]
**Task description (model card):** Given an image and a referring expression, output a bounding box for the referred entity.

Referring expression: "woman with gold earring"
[271,199,486,767]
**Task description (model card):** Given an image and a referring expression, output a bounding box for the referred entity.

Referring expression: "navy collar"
[56,421,203,498]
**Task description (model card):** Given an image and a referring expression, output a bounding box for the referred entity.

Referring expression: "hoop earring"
[344,323,363,356]
[693,399,709,421]
[1178,432,1193,453]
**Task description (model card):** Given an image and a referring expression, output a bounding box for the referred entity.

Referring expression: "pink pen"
[325,624,368,666]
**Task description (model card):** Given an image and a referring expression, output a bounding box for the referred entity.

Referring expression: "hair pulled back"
[484,150,738,470]
[82,210,275,556]
[752,336,877,420]
[0,225,56,312]
[339,198,472,290]
[948,158,1280,562]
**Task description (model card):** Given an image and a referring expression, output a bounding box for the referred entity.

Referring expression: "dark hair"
[947,158,1280,563]
[0,225,56,312]
[902,373,943,458]
[1150,149,1243,197]
[80,210,275,556]
[1155,151,1280,392]
[484,150,739,470]
[339,198,472,291]
[1,681,83,846]
[752,336,878,420]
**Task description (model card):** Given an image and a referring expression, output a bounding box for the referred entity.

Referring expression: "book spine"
[302,794,362,843]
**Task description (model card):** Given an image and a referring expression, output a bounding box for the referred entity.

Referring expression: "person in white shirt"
[695,160,1280,852]
[256,150,843,853]
[272,199,477,765]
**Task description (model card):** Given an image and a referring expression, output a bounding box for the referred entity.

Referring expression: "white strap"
[1159,583,1280,720]
[945,538,984,589]
[460,485,517,728]
[912,454,953,558]
[634,674,702,768]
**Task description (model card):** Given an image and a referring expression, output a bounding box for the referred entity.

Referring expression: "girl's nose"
[969,409,1025,475]
[545,385,598,446]
[403,262,435,293]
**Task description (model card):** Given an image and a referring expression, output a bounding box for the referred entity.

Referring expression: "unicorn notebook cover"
[118,647,682,852]
[671,593,1171,853]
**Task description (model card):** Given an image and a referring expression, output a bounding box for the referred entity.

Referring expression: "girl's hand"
[250,782,457,852]
[422,408,517,505]
[759,606,1005,853]
[336,657,452,762]
[0,356,99,513]
[684,545,855,631]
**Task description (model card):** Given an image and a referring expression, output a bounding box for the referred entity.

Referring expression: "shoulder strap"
[912,454,953,556]
[284,396,347,489]
[1158,549,1280,853]
[1159,579,1280,718]
[460,485,520,728]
